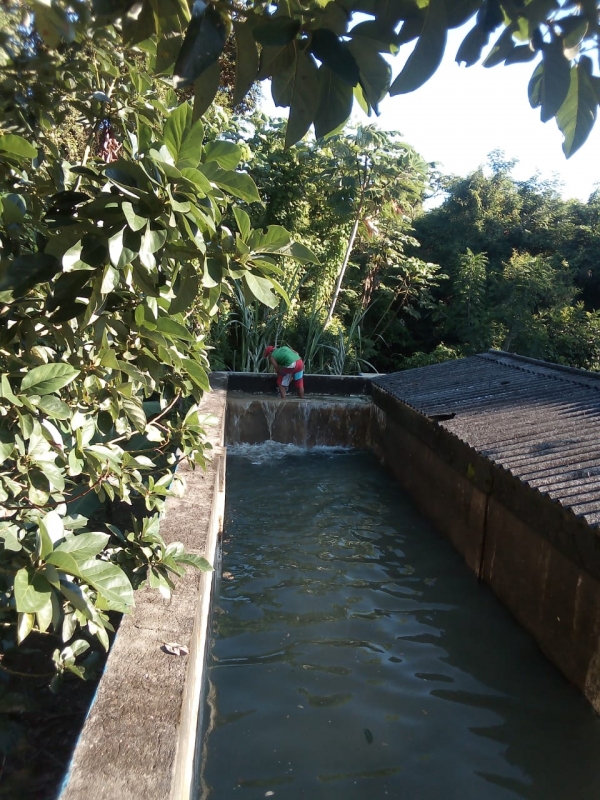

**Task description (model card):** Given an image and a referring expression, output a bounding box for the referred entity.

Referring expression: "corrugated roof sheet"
[373,351,600,527]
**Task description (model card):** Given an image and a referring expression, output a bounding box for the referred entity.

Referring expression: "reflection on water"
[198,446,600,800]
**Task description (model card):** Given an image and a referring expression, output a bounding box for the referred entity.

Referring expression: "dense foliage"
[207,120,600,375]
[406,158,600,369]
[0,6,316,691]
[3,0,598,156]
[207,118,443,374]
[90,0,600,156]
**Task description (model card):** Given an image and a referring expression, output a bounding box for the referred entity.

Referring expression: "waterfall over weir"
[225,392,372,448]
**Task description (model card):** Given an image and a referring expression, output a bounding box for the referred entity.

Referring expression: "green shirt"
[272,346,299,367]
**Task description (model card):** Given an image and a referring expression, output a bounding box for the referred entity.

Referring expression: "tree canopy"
[11,0,599,156]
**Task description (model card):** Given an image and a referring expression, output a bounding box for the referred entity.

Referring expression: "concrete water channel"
[61,352,600,799]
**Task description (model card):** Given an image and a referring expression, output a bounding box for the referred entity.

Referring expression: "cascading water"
[225,393,372,448]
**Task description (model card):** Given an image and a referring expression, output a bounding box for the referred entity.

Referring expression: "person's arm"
[269,355,280,373]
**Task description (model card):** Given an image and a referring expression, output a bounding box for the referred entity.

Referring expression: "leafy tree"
[0,9,314,683]
[494,251,574,352]
[206,118,442,373]
[444,248,490,353]
[6,0,599,154]
[407,157,600,369]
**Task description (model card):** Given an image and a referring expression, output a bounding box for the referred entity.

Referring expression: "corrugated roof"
[373,351,600,527]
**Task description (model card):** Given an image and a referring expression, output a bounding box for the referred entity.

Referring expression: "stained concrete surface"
[61,376,228,800]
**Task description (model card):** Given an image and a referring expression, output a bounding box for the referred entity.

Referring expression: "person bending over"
[264,345,305,399]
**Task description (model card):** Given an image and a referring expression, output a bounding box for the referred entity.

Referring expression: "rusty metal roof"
[373,351,600,527]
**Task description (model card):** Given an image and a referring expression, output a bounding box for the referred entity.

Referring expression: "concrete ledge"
[61,375,228,800]
[223,372,373,395]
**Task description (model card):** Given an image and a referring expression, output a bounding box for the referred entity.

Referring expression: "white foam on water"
[227,441,354,464]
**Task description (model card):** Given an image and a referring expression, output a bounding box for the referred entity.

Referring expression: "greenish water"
[198,444,600,800]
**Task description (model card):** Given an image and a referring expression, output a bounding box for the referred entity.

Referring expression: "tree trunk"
[323,214,361,329]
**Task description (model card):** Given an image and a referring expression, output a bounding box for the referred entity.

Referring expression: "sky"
[261,24,600,203]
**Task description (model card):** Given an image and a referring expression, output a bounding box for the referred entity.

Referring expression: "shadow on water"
[198,446,600,800]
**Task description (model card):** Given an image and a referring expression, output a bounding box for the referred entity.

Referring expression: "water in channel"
[198,444,600,800]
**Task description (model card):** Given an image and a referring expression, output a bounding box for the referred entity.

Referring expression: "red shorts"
[276,359,304,390]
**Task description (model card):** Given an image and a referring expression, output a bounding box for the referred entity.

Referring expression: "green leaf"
[180,167,213,194]
[182,358,211,391]
[170,263,200,314]
[504,44,536,65]
[286,241,320,264]
[34,1,74,47]
[446,0,481,29]
[173,4,226,88]
[258,41,295,81]
[558,15,588,49]
[314,66,354,140]
[101,264,120,294]
[556,59,598,157]
[156,31,184,72]
[177,119,205,170]
[41,510,64,546]
[122,0,156,45]
[349,21,400,53]
[21,363,80,396]
[390,0,447,95]
[309,28,360,86]
[67,638,91,658]
[0,134,38,160]
[14,568,53,613]
[250,225,291,253]
[348,37,391,112]
[123,202,148,232]
[35,395,72,420]
[36,597,54,633]
[0,440,14,462]
[204,140,243,170]
[283,46,320,147]
[233,207,251,241]
[48,550,85,579]
[173,552,213,571]
[17,612,34,644]
[243,272,279,308]
[0,254,59,297]
[164,102,193,162]
[37,523,53,560]
[482,24,516,68]
[201,164,262,203]
[60,580,94,619]
[2,526,21,551]
[193,60,221,121]
[78,559,135,612]
[456,23,490,67]
[254,16,300,46]
[233,19,260,106]
[538,38,572,122]
[109,228,125,268]
[155,317,194,341]
[141,226,167,256]
[528,61,543,108]
[52,532,110,561]
[121,397,147,432]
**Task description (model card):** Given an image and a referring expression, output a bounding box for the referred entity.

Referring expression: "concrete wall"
[371,384,600,712]
[61,375,228,800]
